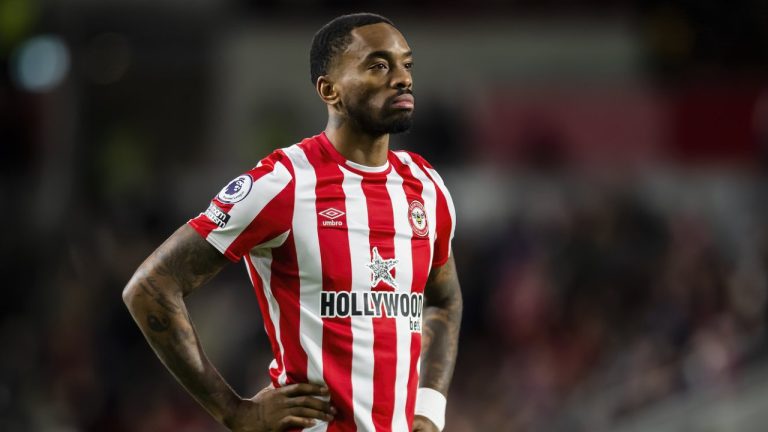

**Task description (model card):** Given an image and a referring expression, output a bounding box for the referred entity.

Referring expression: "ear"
[316,76,340,106]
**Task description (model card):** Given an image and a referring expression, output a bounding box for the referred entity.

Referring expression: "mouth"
[390,93,415,110]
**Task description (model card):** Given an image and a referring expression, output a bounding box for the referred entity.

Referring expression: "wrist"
[414,387,446,431]
[219,393,245,428]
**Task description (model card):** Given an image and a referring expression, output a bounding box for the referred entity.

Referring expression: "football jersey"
[188,132,456,432]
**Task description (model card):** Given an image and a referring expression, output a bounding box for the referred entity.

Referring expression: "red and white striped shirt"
[188,132,456,432]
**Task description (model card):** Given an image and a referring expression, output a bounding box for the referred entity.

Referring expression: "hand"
[412,415,439,432]
[226,383,336,431]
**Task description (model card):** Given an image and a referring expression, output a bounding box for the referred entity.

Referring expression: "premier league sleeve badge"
[217,174,253,203]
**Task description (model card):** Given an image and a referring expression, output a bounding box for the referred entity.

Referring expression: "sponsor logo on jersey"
[320,291,423,332]
[318,207,345,227]
[366,247,398,289]
[204,203,230,228]
[217,174,253,203]
[408,200,429,237]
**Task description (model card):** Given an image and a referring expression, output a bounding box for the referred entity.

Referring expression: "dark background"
[3,0,768,430]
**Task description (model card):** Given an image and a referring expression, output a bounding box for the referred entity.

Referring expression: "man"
[122,12,462,432]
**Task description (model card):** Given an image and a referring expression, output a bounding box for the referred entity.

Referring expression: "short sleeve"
[428,166,456,268]
[188,150,294,262]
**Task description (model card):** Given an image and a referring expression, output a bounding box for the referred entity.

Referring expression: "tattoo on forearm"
[151,228,228,296]
[421,257,463,394]
[148,314,171,332]
[134,225,229,358]
[138,277,179,313]
[125,225,237,422]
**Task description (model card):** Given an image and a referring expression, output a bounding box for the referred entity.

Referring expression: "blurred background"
[3,0,768,431]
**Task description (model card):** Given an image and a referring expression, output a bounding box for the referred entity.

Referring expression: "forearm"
[122,225,238,426]
[420,301,462,394]
[420,259,463,395]
[124,271,240,425]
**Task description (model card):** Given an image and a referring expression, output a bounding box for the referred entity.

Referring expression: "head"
[310,13,414,136]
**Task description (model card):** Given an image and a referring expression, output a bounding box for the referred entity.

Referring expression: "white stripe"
[283,145,327,431]
[386,169,414,432]
[342,167,377,432]
[426,167,457,252]
[247,251,289,386]
[206,161,292,253]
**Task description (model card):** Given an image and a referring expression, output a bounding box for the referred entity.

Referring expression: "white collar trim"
[345,159,390,173]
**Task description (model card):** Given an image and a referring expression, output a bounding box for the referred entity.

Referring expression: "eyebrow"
[364,50,413,61]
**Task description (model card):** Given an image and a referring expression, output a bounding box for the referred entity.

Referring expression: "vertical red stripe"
[226,184,292,260]
[430,181,452,267]
[270,232,308,385]
[304,144,356,432]
[265,156,308,387]
[244,256,285,384]
[392,157,430,427]
[391,157,432,294]
[361,175,399,432]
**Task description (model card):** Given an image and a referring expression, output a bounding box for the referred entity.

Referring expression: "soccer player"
[122,12,462,432]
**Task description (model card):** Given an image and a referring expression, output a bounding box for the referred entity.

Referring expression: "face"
[329,23,414,135]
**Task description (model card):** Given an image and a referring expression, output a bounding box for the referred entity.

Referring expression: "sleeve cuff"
[186,219,241,263]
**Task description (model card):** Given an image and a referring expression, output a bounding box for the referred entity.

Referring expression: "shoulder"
[212,148,296,206]
[252,147,291,171]
[266,136,325,173]
[242,146,300,182]
[239,133,330,185]
[392,149,434,170]
[392,150,450,188]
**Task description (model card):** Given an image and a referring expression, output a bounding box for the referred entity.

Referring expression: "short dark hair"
[309,13,394,84]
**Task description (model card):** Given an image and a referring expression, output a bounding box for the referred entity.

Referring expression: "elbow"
[454,293,464,320]
[122,281,138,312]
[427,290,463,320]
[445,286,463,322]
[122,270,147,312]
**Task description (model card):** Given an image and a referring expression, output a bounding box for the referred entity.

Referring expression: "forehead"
[343,23,411,59]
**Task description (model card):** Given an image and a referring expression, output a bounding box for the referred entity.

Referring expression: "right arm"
[122,224,335,431]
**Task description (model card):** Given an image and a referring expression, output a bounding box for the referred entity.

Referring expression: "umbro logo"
[319,207,345,227]
[319,208,344,220]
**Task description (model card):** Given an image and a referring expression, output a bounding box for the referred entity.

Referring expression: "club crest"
[217,174,253,203]
[408,200,429,237]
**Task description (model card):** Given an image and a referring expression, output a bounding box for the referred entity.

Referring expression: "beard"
[344,93,414,136]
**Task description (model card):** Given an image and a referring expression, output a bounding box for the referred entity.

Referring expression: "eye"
[404,62,414,70]
[369,62,388,70]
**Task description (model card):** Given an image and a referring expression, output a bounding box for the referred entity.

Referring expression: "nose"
[390,65,412,90]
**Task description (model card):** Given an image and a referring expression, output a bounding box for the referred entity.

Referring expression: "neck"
[324,115,390,167]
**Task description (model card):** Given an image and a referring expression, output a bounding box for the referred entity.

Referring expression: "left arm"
[413,256,463,431]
